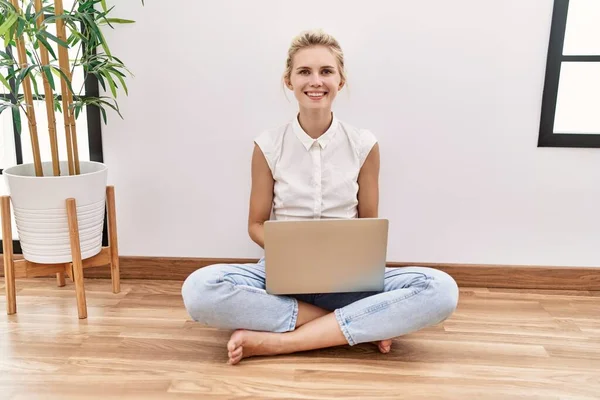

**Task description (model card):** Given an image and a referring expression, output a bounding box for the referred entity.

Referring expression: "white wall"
[100,0,600,267]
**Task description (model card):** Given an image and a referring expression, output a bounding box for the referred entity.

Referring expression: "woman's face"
[287,45,344,112]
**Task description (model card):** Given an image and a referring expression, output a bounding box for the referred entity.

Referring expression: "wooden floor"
[1,279,599,400]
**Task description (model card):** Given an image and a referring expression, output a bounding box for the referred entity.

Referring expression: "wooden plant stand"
[1,186,121,319]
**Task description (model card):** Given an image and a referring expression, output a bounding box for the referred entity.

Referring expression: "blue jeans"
[181,258,459,345]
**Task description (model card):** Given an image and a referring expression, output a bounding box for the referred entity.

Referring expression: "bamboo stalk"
[106,186,121,294]
[1,196,17,315]
[34,0,60,177]
[66,197,87,319]
[10,0,43,177]
[54,0,78,175]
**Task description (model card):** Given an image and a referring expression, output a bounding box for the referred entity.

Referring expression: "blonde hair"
[283,29,347,89]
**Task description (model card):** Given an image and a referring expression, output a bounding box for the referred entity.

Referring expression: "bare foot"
[375,339,393,354]
[226,330,393,365]
[226,329,284,365]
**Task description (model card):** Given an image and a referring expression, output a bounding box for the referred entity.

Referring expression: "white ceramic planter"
[3,161,108,264]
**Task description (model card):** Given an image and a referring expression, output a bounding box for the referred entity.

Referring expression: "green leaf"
[32,6,52,23]
[100,18,135,24]
[31,73,40,97]
[49,65,61,79]
[76,96,123,123]
[42,15,65,25]
[67,30,84,45]
[40,30,69,48]
[6,66,17,79]
[0,74,10,92]
[54,97,61,112]
[78,0,97,13]
[36,32,58,60]
[12,105,21,135]
[0,102,16,114]
[99,106,107,124]
[16,17,25,38]
[103,70,117,98]
[51,66,74,94]
[25,2,33,19]
[6,63,16,94]
[42,65,55,91]
[64,20,80,35]
[95,72,106,91]
[82,13,111,56]
[97,97,123,119]
[107,66,127,77]
[16,65,36,88]
[25,49,36,65]
[100,0,107,12]
[112,69,128,95]
[0,0,17,11]
[3,28,11,47]
[4,21,16,48]
[0,13,18,37]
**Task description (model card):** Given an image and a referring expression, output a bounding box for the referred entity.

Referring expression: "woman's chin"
[299,101,331,111]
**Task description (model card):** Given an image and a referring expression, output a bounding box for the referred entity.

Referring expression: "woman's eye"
[322,69,332,74]
[299,70,309,75]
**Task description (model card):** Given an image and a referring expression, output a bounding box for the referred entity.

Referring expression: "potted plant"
[0,0,138,263]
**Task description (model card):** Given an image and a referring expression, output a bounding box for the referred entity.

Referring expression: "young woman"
[182,29,459,365]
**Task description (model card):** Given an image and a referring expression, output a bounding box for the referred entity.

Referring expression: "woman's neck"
[297,109,333,139]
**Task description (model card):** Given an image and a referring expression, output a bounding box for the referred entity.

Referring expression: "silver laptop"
[263,218,389,295]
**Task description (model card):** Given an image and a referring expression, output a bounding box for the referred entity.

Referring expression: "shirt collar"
[292,113,339,150]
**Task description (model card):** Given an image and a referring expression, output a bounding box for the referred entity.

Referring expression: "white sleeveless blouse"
[254,114,377,221]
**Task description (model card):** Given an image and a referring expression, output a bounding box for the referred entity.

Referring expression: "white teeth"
[307,92,326,97]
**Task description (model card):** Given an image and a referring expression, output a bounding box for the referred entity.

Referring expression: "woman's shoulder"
[337,119,378,160]
[337,119,377,141]
[254,120,292,149]
[253,120,293,173]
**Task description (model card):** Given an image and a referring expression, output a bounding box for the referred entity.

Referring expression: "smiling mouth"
[305,91,328,100]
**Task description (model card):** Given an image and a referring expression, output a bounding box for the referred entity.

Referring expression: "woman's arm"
[357,143,380,218]
[248,143,275,248]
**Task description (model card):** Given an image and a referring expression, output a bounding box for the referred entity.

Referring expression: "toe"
[229,352,244,365]
[227,329,246,352]
[230,347,243,359]
[227,340,237,352]
[378,340,393,353]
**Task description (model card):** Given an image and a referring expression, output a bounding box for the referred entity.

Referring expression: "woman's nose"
[309,73,323,86]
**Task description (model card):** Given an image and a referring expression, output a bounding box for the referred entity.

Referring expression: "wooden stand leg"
[66,198,87,319]
[106,186,120,294]
[1,196,16,315]
[56,272,66,287]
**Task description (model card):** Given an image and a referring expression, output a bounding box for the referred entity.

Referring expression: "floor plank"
[1,278,599,399]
